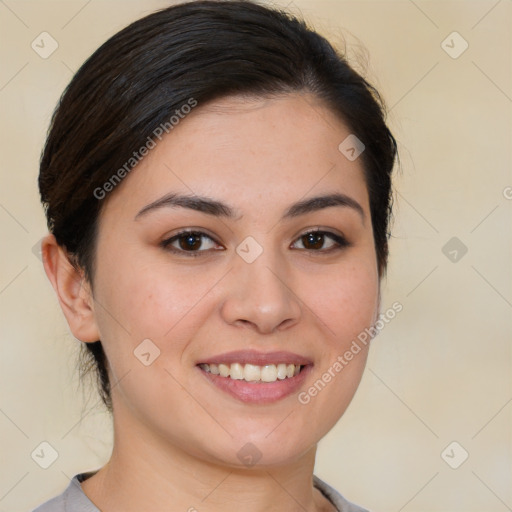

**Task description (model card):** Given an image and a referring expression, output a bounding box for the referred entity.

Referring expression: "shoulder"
[313,475,372,512]
[30,473,99,512]
[31,493,65,512]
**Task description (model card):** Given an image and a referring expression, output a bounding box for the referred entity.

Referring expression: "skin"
[42,93,381,512]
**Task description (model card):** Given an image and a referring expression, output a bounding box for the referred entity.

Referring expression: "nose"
[219,247,302,335]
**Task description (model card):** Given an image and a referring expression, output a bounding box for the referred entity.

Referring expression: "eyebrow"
[134,192,365,223]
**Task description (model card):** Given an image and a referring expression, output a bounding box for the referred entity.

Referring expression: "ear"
[41,233,100,343]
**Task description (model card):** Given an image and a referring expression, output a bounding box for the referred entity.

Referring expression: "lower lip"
[198,365,312,404]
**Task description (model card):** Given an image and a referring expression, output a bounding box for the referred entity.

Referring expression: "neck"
[81,410,333,512]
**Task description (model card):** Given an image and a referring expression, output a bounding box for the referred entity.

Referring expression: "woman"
[33,1,397,510]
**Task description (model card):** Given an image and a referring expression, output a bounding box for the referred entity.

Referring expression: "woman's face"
[88,93,380,467]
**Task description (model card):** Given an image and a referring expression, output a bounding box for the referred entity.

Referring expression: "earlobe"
[41,233,100,343]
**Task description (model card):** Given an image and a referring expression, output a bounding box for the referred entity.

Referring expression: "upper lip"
[196,350,312,366]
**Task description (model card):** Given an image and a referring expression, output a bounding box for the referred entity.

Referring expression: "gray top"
[32,471,370,512]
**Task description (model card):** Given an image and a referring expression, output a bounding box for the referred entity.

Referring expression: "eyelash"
[160,229,350,257]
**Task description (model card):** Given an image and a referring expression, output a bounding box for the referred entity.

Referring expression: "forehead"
[101,93,370,221]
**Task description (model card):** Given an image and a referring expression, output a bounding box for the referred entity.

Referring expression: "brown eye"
[161,230,222,256]
[301,232,325,250]
[292,230,349,252]
[177,232,203,251]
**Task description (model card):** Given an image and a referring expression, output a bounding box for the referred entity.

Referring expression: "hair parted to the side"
[39,0,397,413]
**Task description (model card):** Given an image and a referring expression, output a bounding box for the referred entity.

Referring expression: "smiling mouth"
[198,362,305,383]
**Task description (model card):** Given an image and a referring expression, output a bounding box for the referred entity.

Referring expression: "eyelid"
[294,226,347,240]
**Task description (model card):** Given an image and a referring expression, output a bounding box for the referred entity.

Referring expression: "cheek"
[302,260,379,346]
[297,256,378,422]
[94,257,210,338]
[90,262,208,408]
[91,256,227,388]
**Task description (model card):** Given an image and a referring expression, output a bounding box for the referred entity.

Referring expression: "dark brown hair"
[39,0,397,412]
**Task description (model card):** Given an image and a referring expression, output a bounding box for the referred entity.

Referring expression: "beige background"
[1,1,511,511]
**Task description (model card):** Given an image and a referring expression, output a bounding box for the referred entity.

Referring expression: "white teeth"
[243,364,261,382]
[276,363,287,380]
[200,362,304,382]
[261,365,277,382]
[230,363,244,380]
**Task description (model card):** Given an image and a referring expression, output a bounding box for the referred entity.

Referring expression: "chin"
[196,428,318,470]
